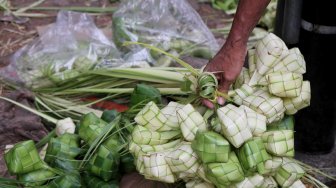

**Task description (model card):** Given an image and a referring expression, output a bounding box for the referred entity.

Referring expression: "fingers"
[202,99,215,109]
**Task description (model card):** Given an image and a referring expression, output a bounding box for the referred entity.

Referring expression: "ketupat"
[262,130,294,157]
[165,142,200,179]
[18,169,56,187]
[217,104,252,148]
[283,81,311,115]
[177,104,207,141]
[243,89,285,123]
[266,72,303,98]
[86,143,120,181]
[143,152,176,183]
[237,137,271,174]
[78,112,108,145]
[45,133,81,170]
[135,101,174,131]
[205,152,245,187]
[4,140,47,174]
[43,172,81,188]
[191,131,231,163]
[274,158,305,187]
[131,125,180,145]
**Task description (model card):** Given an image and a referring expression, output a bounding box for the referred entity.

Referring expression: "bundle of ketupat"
[129,33,312,187]
[2,110,134,187]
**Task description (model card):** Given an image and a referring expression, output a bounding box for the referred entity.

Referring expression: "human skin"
[204,0,271,108]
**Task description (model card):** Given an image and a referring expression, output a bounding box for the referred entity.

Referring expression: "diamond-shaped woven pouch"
[263,156,283,175]
[143,152,176,183]
[161,101,185,129]
[87,144,120,181]
[283,81,311,115]
[241,105,267,136]
[18,169,55,187]
[268,47,306,74]
[134,101,172,131]
[262,130,294,157]
[79,112,108,145]
[249,33,289,85]
[217,104,252,148]
[165,142,199,179]
[191,131,230,163]
[4,140,46,174]
[205,152,245,187]
[46,172,81,188]
[266,72,303,98]
[45,133,81,162]
[237,137,270,174]
[177,104,207,141]
[243,89,285,123]
[260,176,278,188]
[132,125,180,145]
[274,158,305,187]
[229,84,255,105]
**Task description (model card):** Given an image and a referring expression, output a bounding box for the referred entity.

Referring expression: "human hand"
[202,43,247,108]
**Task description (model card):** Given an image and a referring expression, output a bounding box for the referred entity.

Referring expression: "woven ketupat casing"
[45,133,81,162]
[263,156,283,175]
[274,159,305,187]
[243,90,285,123]
[205,152,245,187]
[269,47,306,74]
[79,113,108,145]
[134,101,171,131]
[260,176,278,188]
[266,72,303,98]
[4,140,45,174]
[161,101,184,129]
[18,169,55,187]
[191,131,230,163]
[165,142,199,178]
[249,33,289,86]
[217,104,252,148]
[177,104,207,141]
[87,144,120,181]
[47,172,81,188]
[262,130,294,157]
[229,84,254,105]
[237,137,270,174]
[283,81,311,115]
[131,125,180,145]
[143,152,176,183]
[241,105,267,136]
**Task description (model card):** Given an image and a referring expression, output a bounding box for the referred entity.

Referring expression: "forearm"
[223,0,271,50]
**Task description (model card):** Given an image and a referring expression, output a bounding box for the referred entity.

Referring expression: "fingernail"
[217,97,225,105]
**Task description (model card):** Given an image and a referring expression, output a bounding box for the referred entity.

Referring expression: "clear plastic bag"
[0,11,121,88]
[113,0,219,66]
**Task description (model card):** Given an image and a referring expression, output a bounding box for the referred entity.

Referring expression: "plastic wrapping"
[0,11,121,88]
[113,0,219,65]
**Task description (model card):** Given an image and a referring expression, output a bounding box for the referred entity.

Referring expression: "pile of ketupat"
[129,33,311,188]
[2,106,133,187]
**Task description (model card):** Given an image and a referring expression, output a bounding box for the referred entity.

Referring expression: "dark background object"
[276,0,336,154]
